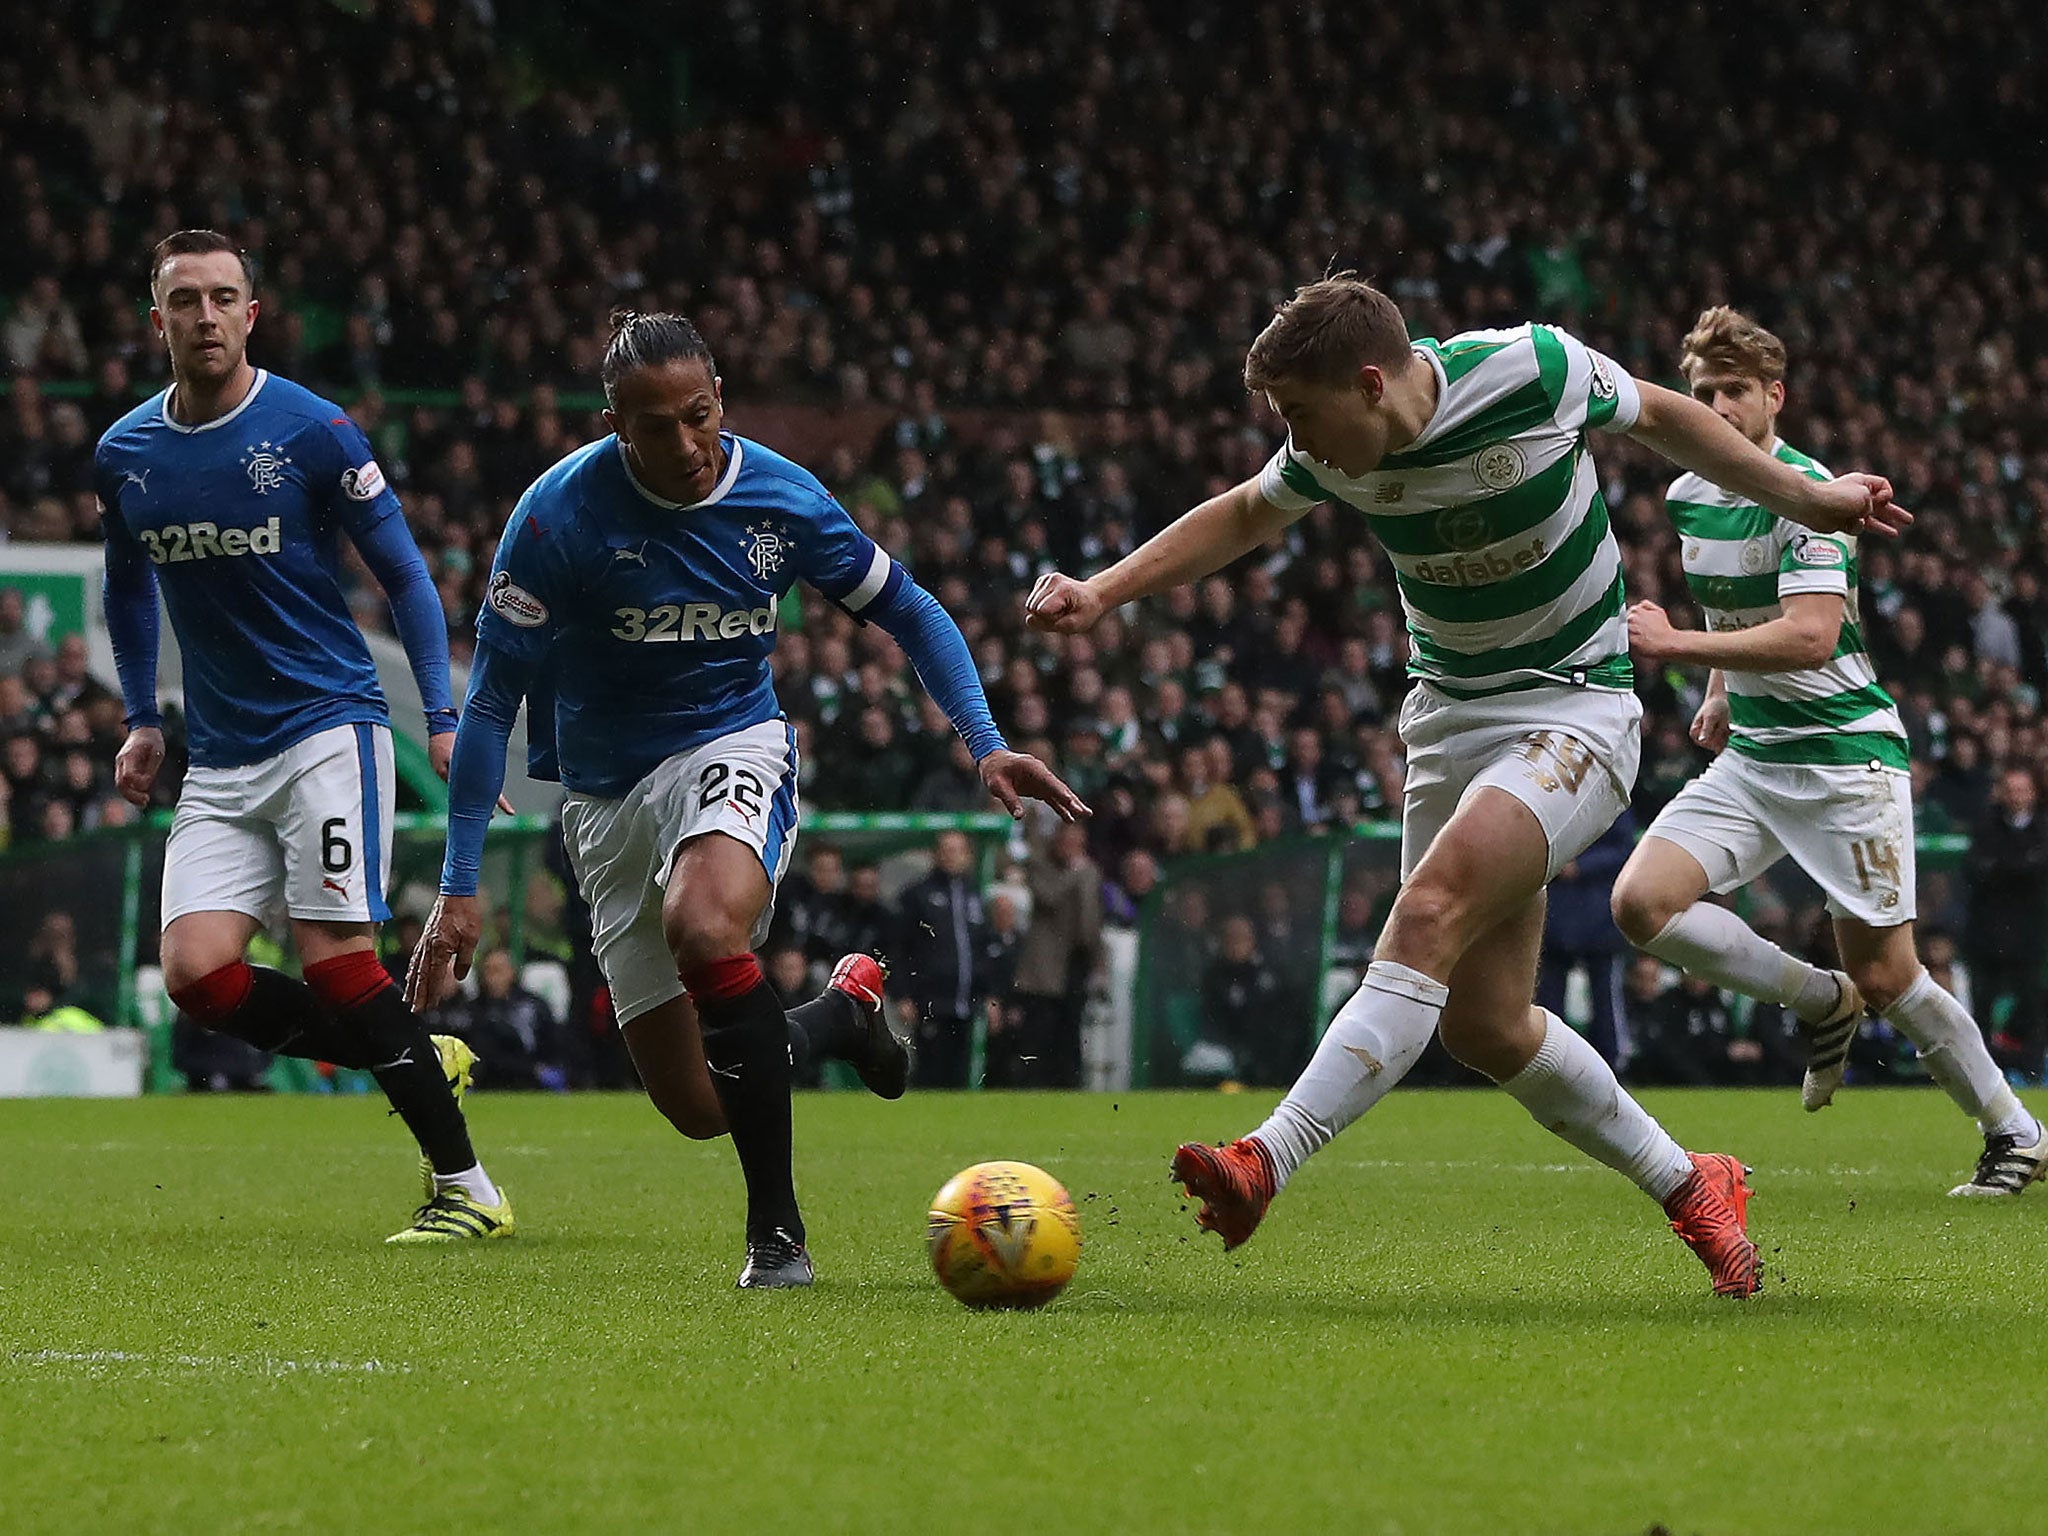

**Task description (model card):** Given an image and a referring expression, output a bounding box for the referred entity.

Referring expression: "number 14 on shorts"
[1850,835,1900,894]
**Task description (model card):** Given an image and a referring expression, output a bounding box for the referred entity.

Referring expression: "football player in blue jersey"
[406,311,1087,1287]
[96,230,511,1243]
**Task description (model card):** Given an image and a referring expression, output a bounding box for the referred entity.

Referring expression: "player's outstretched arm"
[405,637,533,1011]
[1025,477,1300,634]
[1629,382,1909,539]
[862,575,1090,822]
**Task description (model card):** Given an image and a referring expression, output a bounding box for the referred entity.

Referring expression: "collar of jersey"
[161,369,269,434]
[1397,343,1451,452]
[616,433,744,510]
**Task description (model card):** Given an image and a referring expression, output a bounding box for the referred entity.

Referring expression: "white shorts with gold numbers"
[1644,749,1915,927]
[1397,682,1643,883]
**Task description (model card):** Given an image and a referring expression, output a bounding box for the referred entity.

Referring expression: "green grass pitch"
[3,1086,2044,1535]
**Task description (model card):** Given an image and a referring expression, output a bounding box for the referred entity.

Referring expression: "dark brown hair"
[1244,272,1411,392]
[601,308,717,405]
[1679,306,1787,385]
[149,229,252,293]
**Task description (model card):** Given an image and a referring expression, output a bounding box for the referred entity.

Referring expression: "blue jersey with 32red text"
[93,370,448,767]
[479,431,911,797]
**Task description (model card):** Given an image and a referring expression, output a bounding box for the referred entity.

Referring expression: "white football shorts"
[560,718,801,1027]
[1398,681,1642,883]
[1643,750,1916,926]
[162,722,397,927]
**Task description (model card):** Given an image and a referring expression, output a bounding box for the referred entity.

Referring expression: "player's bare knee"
[1437,1012,1526,1083]
[1849,952,1920,1015]
[159,939,243,997]
[1379,876,1474,972]
[1609,874,1677,948]
[660,893,748,972]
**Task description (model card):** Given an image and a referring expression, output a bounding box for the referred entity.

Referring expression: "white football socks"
[1883,970,2042,1146]
[1500,1010,1695,1203]
[435,1164,503,1206]
[1642,903,1841,1021]
[1250,960,1446,1188]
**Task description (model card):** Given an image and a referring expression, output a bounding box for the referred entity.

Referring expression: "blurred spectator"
[996,822,1102,1088]
[1536,815,1634,1065]
[1179,743,1256,855]
[439,949,568,1091]
[1624,961,1742,1088]
[893,829,990,1088]
[24,909,78,1001]
[17,982,105,1032]
[770,843,851,984]
[0,590,45,674]
[1102,848,1159,930]
[3,276,88,374]
[1965,767,2048,1079]
[1194,914,1294,1087]
[842,862,892,961]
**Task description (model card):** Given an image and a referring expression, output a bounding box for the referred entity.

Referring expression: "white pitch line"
[11,1349,410,1377]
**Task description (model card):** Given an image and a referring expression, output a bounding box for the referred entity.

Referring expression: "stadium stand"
[3,0,2045,1084]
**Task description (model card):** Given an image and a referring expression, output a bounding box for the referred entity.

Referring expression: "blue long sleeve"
[101,524,163,730]
[352,512,456,729]
[864,575,1007,761]
[439,636,534,896]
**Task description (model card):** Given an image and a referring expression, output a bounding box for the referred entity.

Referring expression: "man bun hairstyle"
[601,309,716,406]
[1244,271,1411,393]
[1679,306,1787,385]
[149,229,253,292]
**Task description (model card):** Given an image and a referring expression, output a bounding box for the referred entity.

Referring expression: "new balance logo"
[137,517,283,564]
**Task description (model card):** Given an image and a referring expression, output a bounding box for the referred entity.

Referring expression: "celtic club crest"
[1473,442,1526,492]
[743,522,786,580]
[242,440,292,495]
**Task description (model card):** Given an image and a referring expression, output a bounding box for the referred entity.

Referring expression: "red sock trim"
[304,950,396,1011]
[681,954,763,1004]
[170,960,253,1022]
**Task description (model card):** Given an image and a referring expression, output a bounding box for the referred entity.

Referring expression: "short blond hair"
[1679,306,1786,385]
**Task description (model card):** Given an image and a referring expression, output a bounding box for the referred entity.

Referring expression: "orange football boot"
[1170,1138,1278,1250]
[1663,1151,1762,1298]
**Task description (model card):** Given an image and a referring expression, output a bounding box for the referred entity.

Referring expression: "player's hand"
[113,726,165,807]
[979,748,1092,822]
[1626,600,1681,661]
[1023,571,1108,635]
[428,728,514,814]
[1804,473,1911,539]
[405,893,482,1011]
[1691,692,1732,753]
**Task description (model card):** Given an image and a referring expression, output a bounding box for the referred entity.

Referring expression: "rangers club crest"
[743,522,786,580]
[242,441,292,495]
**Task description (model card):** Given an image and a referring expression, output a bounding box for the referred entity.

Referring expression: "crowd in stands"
[4,0,2046,1083]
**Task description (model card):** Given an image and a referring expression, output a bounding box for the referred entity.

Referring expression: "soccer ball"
[926,1160,1082,1310]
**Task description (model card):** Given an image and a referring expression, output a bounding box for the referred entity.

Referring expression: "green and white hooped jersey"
[1258,324,1641,699]
[1667,440,1908,771]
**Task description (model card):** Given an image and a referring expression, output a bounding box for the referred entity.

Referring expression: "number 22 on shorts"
[699,762,767,822]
